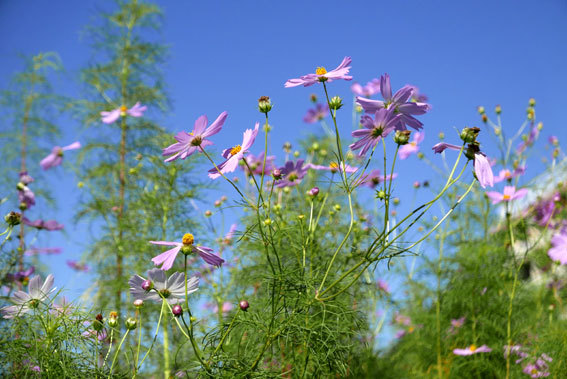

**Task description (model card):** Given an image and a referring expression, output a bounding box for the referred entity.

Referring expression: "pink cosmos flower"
[303,103,330,123]
[40,141,81,170]
[241,152,275,176]
[23,218,64,231]
[19,171,34,185]
[474,153,494,189]
[534,192,559,226]
[163,111,228,162]
[276,160,309,187]
[486,186,528,204]
[213,301,234,314]
[223,224,238,245]
[350,108,401,156]
[448,316,466,334]
[306,162,358,174]
[398,132,424,160]
[1,274,55,318]
[493,166,526,183]
[548,232,567,265]
[208,123,259,179]
[351,79,381,97]
[66,260,89,272]
[100,102,147,124]
[360,170,397,188]
[150,233,224,271]
[285,56,352,88]
[453,344,492,356]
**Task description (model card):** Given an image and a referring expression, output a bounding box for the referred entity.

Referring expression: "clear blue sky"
[1,0,566,301]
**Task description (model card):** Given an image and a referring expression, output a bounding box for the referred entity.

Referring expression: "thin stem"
[108,330,130,379]
[208,308,241,364]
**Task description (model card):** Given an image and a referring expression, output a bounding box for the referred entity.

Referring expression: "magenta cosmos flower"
[356,74,431,131]
[276,160,309,187]
[360,170,397,188]
[163,111,228,163]
[150,233,224,271]
[303,103,329,124]
[453,344,492,356]
[23,218,64,231]
[100,102,147,124]
[432,142,461,154]
[486,186,528,204]
[208,122,259,179]
[548,232,567,265]
[284,56,352,88]
[494,166,526,183]
[241,152,275,176]
[350,108,401,156]
[351,79,381,97]
[398,132,424,160]
[40,141,81,170]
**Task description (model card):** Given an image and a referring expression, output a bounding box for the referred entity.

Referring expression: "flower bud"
[319,149,328,157]
[293,150,300,158]
[204,210,212,217]
[459,127,480,144]
[258,96,272,114]
[239,300,249,311]
[413,181,420,188]
[141,280,153,292]
[417,152,424,159]
[438,132,445,140]
[495,105,502,114]
[334,204,341,211]
[272,169,282,179]
[190,316,197,322]
[108,315,119,328]
[125,317,137,330]
[329,96,343,110]
[477,106,485,115]
[308,187,319,197]
[537,122,543,131]
[481,114,488,123]
[214,200,221,207]
[494,127,502,136]
[78,181,84,188]
[133,299,144,308]
[93,314,104,331]
[5,211,21,226]
[376,190,386,200]
[355,105,363,113]
[264,218,272,226]
[529,98,536,107]
[172,304,183,317]
[393,198,400,205]
[394,130,411,145]
[283,187,290,194]
[19,202,27,211]
[221,195,228,202]
[311,142,319,151]
[283,142,292,153]
[16,182,26,191]
[297,214,305,220]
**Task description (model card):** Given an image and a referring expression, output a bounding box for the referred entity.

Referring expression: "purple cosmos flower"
[486,186,528,204]
[23,218,64,231]
[351,79,381,97]
[208,123,259,179]
[409,86,429,103]
[523,355,552,378]
[534,193,559,226]
[1,274,55,318]
[24,247,62,256]
[432,142,461,154]
[548,232,567,265]
[494,166,526,183]
[17,184,35,208]
[5,267,35,285]
[129,268,199,304]
[398,132,424,160]
[306,162,358,174]
[241,152,275,176]
[303,103,330,124]
[82,327,108,343]
[100,102,147,124]
[356,74,431,131]
[360,170,397,188]
[474,153,494,189]
[350,108,401,156]
[548,136,558,146]
[284,56,352,87]
[150,233,224,271]
[19,171,34,185]
[66,260,89,272]
[276,160,309,188]
[448,316,466,334]
[163,111,228,162]
[453,344,492,356]
[40,141,81,170]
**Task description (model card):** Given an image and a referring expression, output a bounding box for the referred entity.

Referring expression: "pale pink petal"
[62,141,81,151]
[100,108,121,124]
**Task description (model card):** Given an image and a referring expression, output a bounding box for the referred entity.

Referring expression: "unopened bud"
[459,127,480,144]
[258,96,272,114]
[19,202,27,211]
[141,280,153,292]
[190,316,197,322]
[477,106,485,114]
[78,181,84,188]
[93,314,104,331]
[108,316,119,328]
[283,142,292,153]
[537,122,543,131]
[376,190,386,200]
[329,96,343,110]
[334,204,341,211]
[310,94,317,103]
[133,299,144,308]
[204,210,212,217]
[308,187,319,197]
[494,127,502,136]
[5,211,21,226]
[272,169,282,179]
[529,98,536,107]
[393,198,400,205]
[495,105,502,114]
[394,130,411,145]
[438,132,445,140]
[172,304,183,317]
[293,150,300,158]
[413,181,420,188]
[239,300,249,311]
[417,152,424,159]
[125,317,137,330]
[264,218,272,226]
[214,200,221,207]
[311,142,319,151]
[482,114,488,123]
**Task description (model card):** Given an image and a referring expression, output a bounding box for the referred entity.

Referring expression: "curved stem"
[108,330,130,379]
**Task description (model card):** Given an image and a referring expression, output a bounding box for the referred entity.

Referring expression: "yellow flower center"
[316,67,327,75]
[504,170,511,178]
[109,311,118,319]
[329,162,339,171]
[120,105,128,112]
[408,326,415,333]
[410,142,417,147]
[469,344,477,352]
[182,233,194,245]
[531,369,538,374]
[503,194,511,200]
[230,145,242,156]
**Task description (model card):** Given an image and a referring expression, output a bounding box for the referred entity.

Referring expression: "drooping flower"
[350,108,401,156]
[24,247,62,256]
[208,123,259,179]
[129,268,199,304]
[493,166,526,183]
[359,170,397,188]
[276,160,309,187]
[150,233,224,271]
[241,152,275,176]
[162,111,228,162]
[432,142,461,154]
[100,102,147,124]
[1,274,55,318]
[40,141,81,170]
[398,132,424,160]
[356,74,431,131]
[66,260,89,272]
[453,344,492,356]
[548,232,567,265]
[285,56,352,88]
[17,184,35,208]
[486,186,528,204]
[23,218,64,231]
[474,153,494,189]
[306,162,358,174]
[303,103,330,123]
[351,79,381,97]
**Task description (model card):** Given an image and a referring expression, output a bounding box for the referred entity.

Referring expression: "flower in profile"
[129,268,199,304]
[398,132,424,160]
[223,224,238,245]
[2,274,55,318]
[409,86,428,103]
[534,192,559,226]
[23,218,64,231]
[453,344,492,356]
[306,162,358,174]
[5,267,35,285]
[356,74,431,131]
[17,184,35,209]
[40,141,81,170]
[150,233,224,271]
[493,166,526,183]
[66,260,89,272]
[548,232,567,265]
[19,171,34,185]
[276,160,309,187]
[351,79,381,97]
[432,142,461,154]
[360,170,397,188]
[303,103,329,124]
[285,56,352,87]
[486,186,528,204]
[474,153,495,189]
[350,108,401,156]
[208,123,259,179]
[517,123,540,154]
[162,111,228,162]
[100,102,147,124]
[241,152,275,176]
[24,247,62,256]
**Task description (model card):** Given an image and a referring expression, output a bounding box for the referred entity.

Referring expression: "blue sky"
[1,0,566,304]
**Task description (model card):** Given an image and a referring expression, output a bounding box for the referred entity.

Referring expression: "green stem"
[208,308,241,364]
[108,330,130,379]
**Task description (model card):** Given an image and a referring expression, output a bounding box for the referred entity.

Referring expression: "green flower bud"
[459,127,480,144]
[438,132,445,140]
[394,130,411,145]
[329,96,343,110]
[4,211,21,226]
[477,106,485,114]
[495,104,502,114]
[125,317,137,331]
[258,96,272,114]
[529,98,536,107]
[376,190,386,200]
